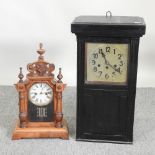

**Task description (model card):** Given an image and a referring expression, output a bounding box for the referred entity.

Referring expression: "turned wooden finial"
[18,67,24,83]
[57,68,63,83]
[37,43,45,61]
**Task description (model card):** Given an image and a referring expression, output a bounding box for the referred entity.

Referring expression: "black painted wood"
[71,16,146,143]
[71,16,145,37]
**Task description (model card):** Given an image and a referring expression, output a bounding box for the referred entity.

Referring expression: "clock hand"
[101,51,121,74]
[40,86,47,94]
[101,52,108,65]
[44,91,51,95]
[40,86,44,93]
[31,92,37,95]
[107,60,121,74]
[40,84,47,94]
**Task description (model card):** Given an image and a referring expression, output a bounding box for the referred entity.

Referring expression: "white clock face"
[28,83,53,106]
[86,43,128,85]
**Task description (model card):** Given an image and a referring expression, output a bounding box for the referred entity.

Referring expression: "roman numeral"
[47,96,51,99]
[47,88,51,91]
[32,95,36,99]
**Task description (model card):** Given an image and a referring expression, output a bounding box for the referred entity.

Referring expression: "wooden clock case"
[12,44,69,140]
[71,16,146,143]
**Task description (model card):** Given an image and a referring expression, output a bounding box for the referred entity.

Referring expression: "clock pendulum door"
[12,43,69,140]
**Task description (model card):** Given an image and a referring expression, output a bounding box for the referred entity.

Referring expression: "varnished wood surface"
[13,44,68,139]
[12,119,69,140]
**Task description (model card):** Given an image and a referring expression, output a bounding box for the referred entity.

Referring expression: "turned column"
[15,67,27,128]
[55,68,65,128]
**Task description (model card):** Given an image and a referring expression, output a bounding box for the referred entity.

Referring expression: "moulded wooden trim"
[12,119,69,140]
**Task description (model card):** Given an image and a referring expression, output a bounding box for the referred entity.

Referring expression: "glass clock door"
[28,83,54,122]
[85,43,129,85]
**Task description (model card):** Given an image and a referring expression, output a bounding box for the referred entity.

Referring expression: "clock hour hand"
[44,91,51,95]
[31,92,37,95]
[107,62,121,74]
[107,61,121,74]
[101,51,121,74]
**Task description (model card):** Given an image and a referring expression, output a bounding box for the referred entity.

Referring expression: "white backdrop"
[0,0,154,87]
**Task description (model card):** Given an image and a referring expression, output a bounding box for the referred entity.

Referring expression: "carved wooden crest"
[27,43,55,77]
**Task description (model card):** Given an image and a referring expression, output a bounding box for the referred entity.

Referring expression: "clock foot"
[12,119,69,140]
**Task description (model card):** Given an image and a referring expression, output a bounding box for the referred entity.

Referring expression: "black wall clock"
[71,13,146,143]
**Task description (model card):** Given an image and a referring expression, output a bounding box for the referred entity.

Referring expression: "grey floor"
[0,86,155,155]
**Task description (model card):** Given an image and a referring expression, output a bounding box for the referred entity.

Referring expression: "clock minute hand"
[101,52,108,65]
[41,84,46,93]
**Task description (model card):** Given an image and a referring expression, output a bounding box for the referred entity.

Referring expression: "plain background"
[0,0,153,87]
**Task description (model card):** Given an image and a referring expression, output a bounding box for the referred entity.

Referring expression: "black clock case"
[71,16,146,143]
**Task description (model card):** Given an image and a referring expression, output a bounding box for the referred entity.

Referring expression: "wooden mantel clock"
[71,13,146,143]
[12,43,69,140]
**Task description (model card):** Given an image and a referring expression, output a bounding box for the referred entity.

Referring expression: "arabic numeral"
[113,49,116,54]
[93,53,98,59]
[93,66,97,72]
[92,60,96,65]
[120,61,123,66]
[105,74,109,79]
[106,47,110,53]
[98,71,102,77]
[118,54,122,60]
[112,71,116,75]
[98,48,103,54]
[116,67,121,73]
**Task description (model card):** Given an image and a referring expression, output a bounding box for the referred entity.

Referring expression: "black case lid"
[71,16,146,37]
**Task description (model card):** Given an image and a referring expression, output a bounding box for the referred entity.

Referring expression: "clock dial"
[29,83,53,106]
[86,43,128,84]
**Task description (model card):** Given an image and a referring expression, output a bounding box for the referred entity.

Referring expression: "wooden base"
[12,119,69,140]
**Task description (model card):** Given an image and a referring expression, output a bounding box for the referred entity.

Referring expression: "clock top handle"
[106,11,112,18]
